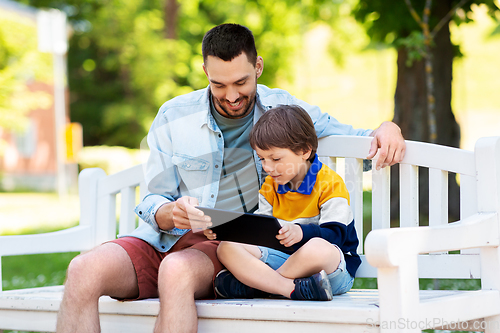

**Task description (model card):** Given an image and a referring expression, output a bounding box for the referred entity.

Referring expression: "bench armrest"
[0,225,94,257]
[365,212,499,268]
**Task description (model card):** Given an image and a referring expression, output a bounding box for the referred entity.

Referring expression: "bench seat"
[0,285,493,332]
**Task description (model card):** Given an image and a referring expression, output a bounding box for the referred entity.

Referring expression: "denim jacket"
[127,84,372,252]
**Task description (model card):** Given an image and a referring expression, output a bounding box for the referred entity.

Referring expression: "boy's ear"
[302,147,313,160]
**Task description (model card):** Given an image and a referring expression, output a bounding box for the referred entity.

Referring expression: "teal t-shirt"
[210,99,259,213]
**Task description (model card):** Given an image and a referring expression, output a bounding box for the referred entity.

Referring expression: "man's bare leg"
[154,248,214,333]
[56,242,139,333]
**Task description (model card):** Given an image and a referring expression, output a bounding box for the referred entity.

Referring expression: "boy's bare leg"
[218,238,341,298]
[56,242,139,333]
[217,242,296,297]
[154,248,214,333]
[277,238,341,278]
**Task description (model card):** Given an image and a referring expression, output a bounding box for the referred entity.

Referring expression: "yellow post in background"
[65,122,82,163]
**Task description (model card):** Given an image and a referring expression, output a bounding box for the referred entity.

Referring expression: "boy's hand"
[276,223,303,247]
[203,229,217,240]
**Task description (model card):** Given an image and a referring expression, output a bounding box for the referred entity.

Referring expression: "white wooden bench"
[1,135,499,333]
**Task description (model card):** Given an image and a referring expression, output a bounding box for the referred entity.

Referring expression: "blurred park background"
[0,1,500,329]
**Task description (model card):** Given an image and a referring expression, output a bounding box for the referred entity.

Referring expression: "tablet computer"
[195,207,291,253]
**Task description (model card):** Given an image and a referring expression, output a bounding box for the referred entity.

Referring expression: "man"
[56,23,405,333]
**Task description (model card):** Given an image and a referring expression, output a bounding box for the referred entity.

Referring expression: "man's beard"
[214,95,255,119]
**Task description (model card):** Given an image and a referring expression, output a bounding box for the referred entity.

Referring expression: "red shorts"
[110,231,222,300]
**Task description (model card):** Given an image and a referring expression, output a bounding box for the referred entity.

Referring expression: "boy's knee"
[216,241,232,259]
[303,238,331,253]
[301,238,341,262]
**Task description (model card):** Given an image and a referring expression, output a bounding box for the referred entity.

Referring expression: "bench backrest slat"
[460,174,478,220]
[119,186,138,235]
[428,168,448,227]
[345,157,364,255]
[399,163,419,228]
[371,166,391,231]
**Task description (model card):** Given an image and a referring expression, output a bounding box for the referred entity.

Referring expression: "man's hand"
[367,121,406,170]
[276,223,303,247]
[173,197,212,232]
[155,196,212,232]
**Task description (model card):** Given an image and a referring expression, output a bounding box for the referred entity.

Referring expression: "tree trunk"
[164,0,179,39]
[391,0,461,222]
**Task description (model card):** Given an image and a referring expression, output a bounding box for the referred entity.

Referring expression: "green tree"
[353,0,499,220]
[0,14,52,132]
[492,13,500,35]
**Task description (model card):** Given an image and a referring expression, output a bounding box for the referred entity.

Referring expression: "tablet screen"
[196,207,291,253]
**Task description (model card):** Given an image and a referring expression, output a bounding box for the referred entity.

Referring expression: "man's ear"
[256,56,264,79]
[202,63,209,77]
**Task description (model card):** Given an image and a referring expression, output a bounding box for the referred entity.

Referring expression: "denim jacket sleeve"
[134,194,171,233]
[133,104,183,235]
[255,85,373,137]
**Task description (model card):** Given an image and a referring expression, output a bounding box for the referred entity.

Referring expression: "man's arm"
[286,93,405,169]
[136,105,211,233]
[155,201,176,231]
[366,121,406,170]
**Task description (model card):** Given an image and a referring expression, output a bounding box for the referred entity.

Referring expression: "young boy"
[205,105,361,301]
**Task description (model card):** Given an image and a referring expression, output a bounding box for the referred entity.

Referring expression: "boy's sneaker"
[214,269,255,299]
[290,270,333,301]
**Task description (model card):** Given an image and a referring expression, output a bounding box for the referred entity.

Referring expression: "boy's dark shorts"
[109,231,222,300]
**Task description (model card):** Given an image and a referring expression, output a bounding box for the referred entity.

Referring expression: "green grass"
[2,252,77,291]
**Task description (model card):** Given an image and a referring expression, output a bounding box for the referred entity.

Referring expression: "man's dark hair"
[202,23,258,66]
[250,105,318,163]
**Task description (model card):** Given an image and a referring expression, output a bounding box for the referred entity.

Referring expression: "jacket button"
[211,194,214,198]
[215,165,219,168]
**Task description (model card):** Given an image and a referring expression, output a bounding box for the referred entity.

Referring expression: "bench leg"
[481,247,500,333]
[484,315,500,333]
[377,258,421,333]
